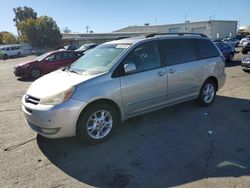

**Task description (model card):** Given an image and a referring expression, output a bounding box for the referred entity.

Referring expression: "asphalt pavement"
[0,50,250,187]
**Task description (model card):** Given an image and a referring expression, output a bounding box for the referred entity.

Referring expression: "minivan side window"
[195,39,220,59]
[160,39,197,66]
[123,41,161,73]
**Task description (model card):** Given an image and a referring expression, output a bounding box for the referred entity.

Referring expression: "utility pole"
[86,26,89,33]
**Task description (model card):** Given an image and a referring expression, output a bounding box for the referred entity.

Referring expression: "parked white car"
[239,35,250,46]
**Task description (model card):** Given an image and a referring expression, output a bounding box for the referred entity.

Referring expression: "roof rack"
[145,33,208,38]
[115,36,130,40]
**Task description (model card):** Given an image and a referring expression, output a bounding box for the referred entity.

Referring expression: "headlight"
[40,86,76,105]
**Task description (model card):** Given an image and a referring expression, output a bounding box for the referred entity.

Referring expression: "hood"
[16,60,37,67]
[26,70,95,99]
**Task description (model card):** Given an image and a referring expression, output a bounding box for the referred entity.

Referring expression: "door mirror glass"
[124,63,136,74]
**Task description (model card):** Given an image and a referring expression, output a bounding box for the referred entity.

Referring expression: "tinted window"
[62,52,76,59]
[161,39,197,66]
[45,53,63,62]
[123,41,161,73]
[195,39,220,59]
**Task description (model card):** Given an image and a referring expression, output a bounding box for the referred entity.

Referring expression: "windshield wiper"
[69,70,82,75]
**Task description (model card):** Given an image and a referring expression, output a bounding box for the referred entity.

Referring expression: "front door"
[120,41,167,116]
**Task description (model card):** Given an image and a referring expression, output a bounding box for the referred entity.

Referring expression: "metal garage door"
[169,27,181,33]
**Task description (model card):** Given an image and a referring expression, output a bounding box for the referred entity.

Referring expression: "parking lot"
[0,50,250,187]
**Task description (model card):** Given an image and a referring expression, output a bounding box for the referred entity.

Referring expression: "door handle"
[157,71,165,77]
[168,68,176,74]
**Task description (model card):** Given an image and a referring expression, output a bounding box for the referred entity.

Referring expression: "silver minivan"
[22,33,226,143]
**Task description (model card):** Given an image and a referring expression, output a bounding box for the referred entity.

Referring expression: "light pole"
[86,26,90,33]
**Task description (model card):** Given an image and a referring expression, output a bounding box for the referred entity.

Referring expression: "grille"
[25,95,40,105]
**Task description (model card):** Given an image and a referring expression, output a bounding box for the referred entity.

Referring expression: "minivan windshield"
[69,44,129,74]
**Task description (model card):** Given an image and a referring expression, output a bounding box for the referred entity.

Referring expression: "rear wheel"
[77,103,118,144]
[30,68,41,79]
[198,80,216,106]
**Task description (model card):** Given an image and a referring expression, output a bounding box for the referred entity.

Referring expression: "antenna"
[184,14,187,22]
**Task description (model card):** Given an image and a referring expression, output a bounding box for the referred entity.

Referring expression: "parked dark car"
[241,54,250,72]
[64,45,78,51]
[14,50,82,79]
[214,42,234,62]
[242,41,250,54]
[222,37,240,48]
[75,43,98,53]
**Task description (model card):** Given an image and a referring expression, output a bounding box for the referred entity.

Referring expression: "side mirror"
[124,63,136,74]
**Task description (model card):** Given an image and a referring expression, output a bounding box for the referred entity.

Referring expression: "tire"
[76,103,118,144]
[30,68,41,79]
[243,69,250,73]
[198,80,216,106]
[242,50,248,54]
[3,54,8,60]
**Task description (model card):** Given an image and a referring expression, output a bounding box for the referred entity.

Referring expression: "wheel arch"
[75,98,122,134]
[204,76,218,91]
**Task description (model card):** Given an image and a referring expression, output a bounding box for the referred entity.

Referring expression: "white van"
[0,44,23,59]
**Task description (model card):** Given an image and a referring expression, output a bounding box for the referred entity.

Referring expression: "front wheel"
[3,54,8,60]
[30,68,41,79]
[198,80,216,106]
[243,69,250,73]
[77,103,118,144]
[242,50,248,54]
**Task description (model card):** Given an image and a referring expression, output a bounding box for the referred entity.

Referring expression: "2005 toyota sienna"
[22,33,226,143]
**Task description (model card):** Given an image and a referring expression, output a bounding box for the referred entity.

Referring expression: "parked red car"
[14,50,82,79]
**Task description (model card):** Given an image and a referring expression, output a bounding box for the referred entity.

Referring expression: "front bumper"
[241,62,250,70]
[14,67,29,77]
[22,96,88,138]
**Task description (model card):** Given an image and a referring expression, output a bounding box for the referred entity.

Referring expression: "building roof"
[114,20,238,32]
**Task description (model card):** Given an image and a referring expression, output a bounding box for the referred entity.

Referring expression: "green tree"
[62,27,71,33]
[14,7,62,48]
[17,16,62,48]
[13,6,37,36]
[0,31,18,44]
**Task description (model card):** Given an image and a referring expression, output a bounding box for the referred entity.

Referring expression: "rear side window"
[195,39,220,59]
[160,39,197,66]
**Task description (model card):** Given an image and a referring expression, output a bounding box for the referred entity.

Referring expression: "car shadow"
[17,77,36,82]
[37,96,250,187]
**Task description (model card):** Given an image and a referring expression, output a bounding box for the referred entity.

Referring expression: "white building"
[114,20,238,39]
[62,20,238,45]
